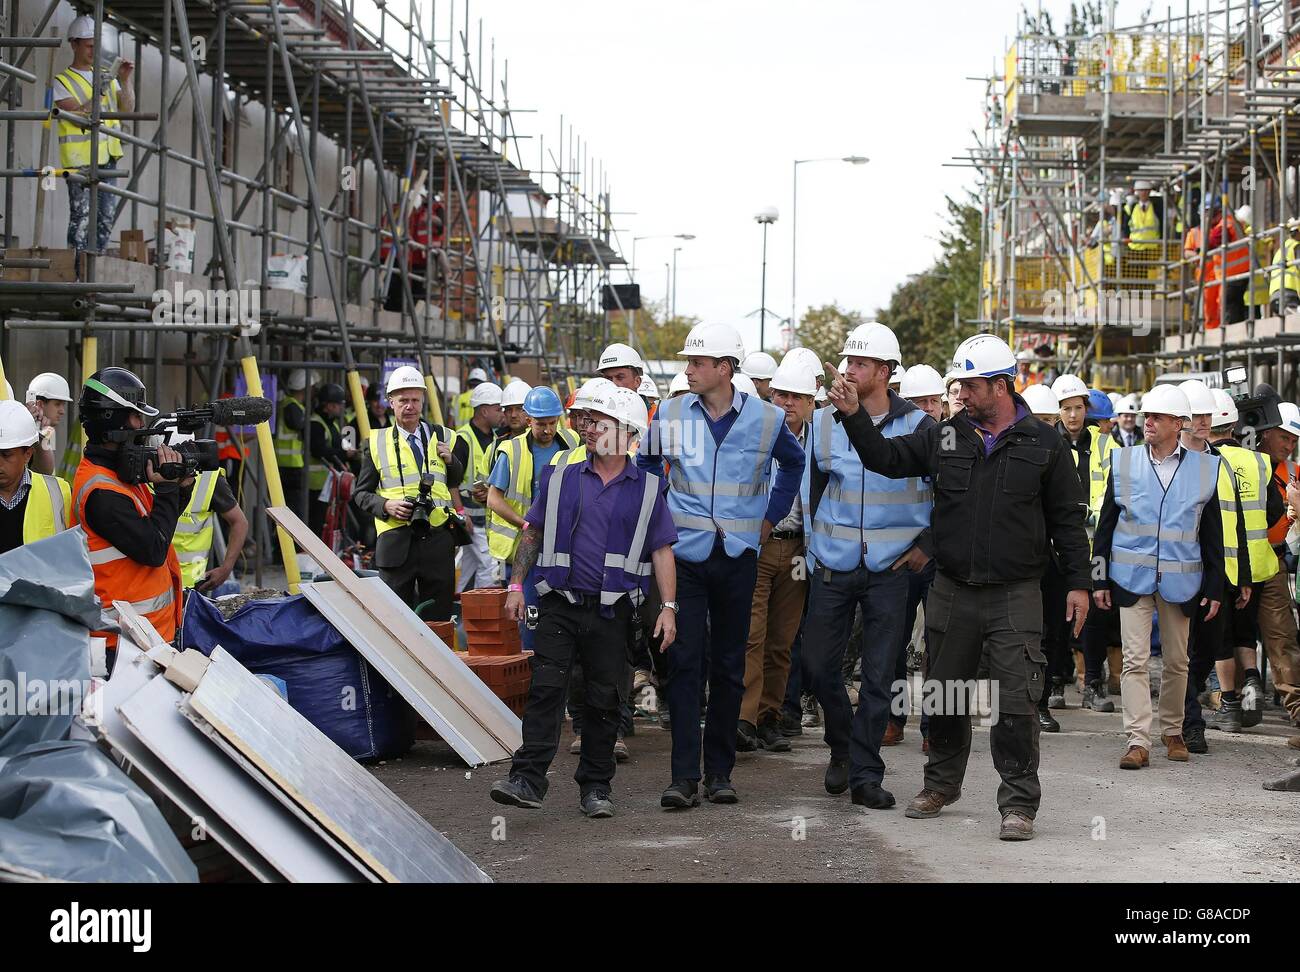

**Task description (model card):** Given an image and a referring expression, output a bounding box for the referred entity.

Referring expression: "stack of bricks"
[426,620,457,650]
[459,588,522,655]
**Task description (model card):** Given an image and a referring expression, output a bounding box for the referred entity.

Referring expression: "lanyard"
[393,422,431,489]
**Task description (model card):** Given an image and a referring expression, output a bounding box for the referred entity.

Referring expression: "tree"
[795,303,864,368]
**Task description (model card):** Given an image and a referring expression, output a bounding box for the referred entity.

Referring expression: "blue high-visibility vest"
[802,405,932,572]
[651,391,783,562]
[1109,445,1219,603]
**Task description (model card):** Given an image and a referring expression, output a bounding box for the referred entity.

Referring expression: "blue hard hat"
[523,386,564,418]
[1086,388,1114,420]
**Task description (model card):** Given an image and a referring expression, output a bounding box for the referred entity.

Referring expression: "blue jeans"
[666,542,757,783]
[804,564,910,788]
[66,172,118,255]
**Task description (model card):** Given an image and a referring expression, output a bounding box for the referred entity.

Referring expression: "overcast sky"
[454,0,1033,356]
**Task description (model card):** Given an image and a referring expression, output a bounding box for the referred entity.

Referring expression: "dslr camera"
[408,472,440,536]
[106,396,272,484]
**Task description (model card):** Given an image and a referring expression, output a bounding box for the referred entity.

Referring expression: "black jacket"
[81,445,182,568]
[838,397,1092,589]
[1092,444,1225,614]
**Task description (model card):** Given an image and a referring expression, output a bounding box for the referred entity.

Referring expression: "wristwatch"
[661,601,679,613]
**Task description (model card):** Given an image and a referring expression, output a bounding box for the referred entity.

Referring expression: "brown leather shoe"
[1289,736,1300,751]
[1119,745,1149,769]
[882,721,904,746]
[904,787,960,818]
[1162,734,1190,761]
[998,810,1034,841]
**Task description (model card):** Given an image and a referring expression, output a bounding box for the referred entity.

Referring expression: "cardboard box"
[119,229,148,264]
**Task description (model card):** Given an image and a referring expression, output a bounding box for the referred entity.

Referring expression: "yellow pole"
[241,355,302,594]
[425,375,445,427]
[80,334,98,449]
[0,352,9,399]
[345,368,370,439]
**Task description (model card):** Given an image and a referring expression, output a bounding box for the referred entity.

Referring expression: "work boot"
[1047,679,1066,709]
[660,780,699,810]
[1107,646,1123,695]
[1119,745,1149,769]
[904,787,960,818]
[800,694,820,728]
[1208,698,1243,732]
[882,721,904,746]
[1083,681,1115,713]
[999,810,1034,841]
[613,737,629,762]
[1184,725,1208,754]
[824,756,849,795]
[579,788,615,818]
[1288,735,1300,750]
[1037,704,1060,733]
[756,717,791,752]
[1241,675,1265,728]
[736,720,759,752]
[490,776,544,809]
[703,776,738,804]
[777,709,803,737]
[851,782,895,809]
[1162,733,1190,762]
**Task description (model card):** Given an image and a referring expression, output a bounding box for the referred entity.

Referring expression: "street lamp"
[630,232,695,342]
[755,206,779,352]
[791,155,869,338]
[672,246,683,320]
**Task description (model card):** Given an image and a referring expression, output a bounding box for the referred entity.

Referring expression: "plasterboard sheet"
[185,647,489,883]
[116,665,371,883]
[301,578,519,766]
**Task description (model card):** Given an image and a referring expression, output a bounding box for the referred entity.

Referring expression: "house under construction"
[0,0,629,581]
[972,0,1300,396]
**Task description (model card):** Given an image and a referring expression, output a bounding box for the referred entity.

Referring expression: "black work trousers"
[924,572,1044,818]
[1039,561,1078,702]
[511,593,633,798]
[375,524,456,619]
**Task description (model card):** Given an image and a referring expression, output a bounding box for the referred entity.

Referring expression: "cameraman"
[71,368,185,657]
[353,366,464,619]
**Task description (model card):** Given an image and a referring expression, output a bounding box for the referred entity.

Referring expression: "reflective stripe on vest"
[1217,445,1278,586]
[369,423,453,536]
[275,396,304,468]
[1270,238,1300,297]
[22,472,71,544]
[172,469,221,588]
[1109,446,1218,602]
[807,404,931,572]
[486,427,580,561]
[55,69,122,167]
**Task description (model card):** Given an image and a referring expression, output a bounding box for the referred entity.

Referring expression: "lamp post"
[630,232,695,342]
[791,155,868,338]
[672,246,683,319]
[755,206,779,351]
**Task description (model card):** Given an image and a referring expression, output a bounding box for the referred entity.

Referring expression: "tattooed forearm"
[513,524,541,578]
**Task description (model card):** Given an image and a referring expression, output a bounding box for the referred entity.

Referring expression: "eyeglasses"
[591,420,620,434]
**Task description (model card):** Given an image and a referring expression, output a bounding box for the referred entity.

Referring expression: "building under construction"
[0,0,629,580]
[973,0,1300,396]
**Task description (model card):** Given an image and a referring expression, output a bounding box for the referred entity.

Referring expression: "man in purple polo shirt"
[490,387,679,819]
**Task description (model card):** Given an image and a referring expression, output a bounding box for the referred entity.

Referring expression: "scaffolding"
[0,0,630,586]
[966,0,1300,396]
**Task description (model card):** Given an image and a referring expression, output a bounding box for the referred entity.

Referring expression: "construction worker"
[1088,195,1120,273]
[1080,387,1124,713]
[1270,217,1300,317]
[51,15,133,265]
[24,373,73,478]
[667,372,689,400]
[489,386,678,818]
[274,369,309,522]
[1088,389,1116,438]
[1253,401,1300,727]
[1122,179,1162,253]
[1013,349,1039,393]
[1093,384,1224,770]
[827,333,1092,840]
[455,367,489,426]
[639,322,805,809]
[1022,383,1058,424]
[353,366,463,617]
[597,342,646,391]
[738,354,817,754]
[499,379,533,442]
[803,323,935,808]
[486,386,579,634]
[0,400,70,556]
[453,381,504,591]
[71,368,185,659]
[945,372,964,417]
[169,435,249,594]
[740,351,778,400]
[308,383,356,535]
[900,364,946,422]
[1112,394,1143,447]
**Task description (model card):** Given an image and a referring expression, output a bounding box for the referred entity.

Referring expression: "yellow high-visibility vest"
[53,68,122,167]
[173,469,222,588]
[369,423,454,536]
[1217,444,1279,586]
[455,391,474,427]
[275,396,304,469]
[486,428,579,560]
[1087,431,1116,534]
[21,472,71,544]
[1270,238,1300,298]
[308,412,342,491]
[1128,202,1159,252]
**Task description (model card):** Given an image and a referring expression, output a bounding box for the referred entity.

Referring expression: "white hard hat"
[1107,392,1122,408]
[469,381,503,408]
[1022,384,1060,416]
[1133,180,1153,191]
[3,380,10,399]
[1279,402,1300,437]
[900,364,946,399]
[598,342,646,374]
[68,15,96,40]
[501,378,532,408]
[1178,379,1216,416]
[889,362,905,385]
[0,399,39,449]
[1051,374,1090,404]
[769,355,819,396]
[1235,205,1252,226]
[1140,384,1192,420]
[386,365,426,397]
[467,367,489,384]
[838,358,849,374]
[951,333,1016,380]
[668,372,690,396]
[1108,188,1125,207]
[840,322,901,366]
[1210,388,1238,428]
[679,322,745,363]
[740,351,778,380]
[573,376,618,411]
[637,376,660,400]
[286,369,308,392]
[732,373,759,397]
[1116,394,1139,415]
[1015,349,1033,363]
[781,347,822,373]
[589,385,649,438]
[25,372,73,404]
[815,385,828,404]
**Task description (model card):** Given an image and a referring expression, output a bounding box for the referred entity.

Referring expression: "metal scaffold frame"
[0,0,628,587]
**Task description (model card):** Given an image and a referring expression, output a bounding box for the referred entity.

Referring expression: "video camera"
[1222,366,1283,435]
[106,396,273,485]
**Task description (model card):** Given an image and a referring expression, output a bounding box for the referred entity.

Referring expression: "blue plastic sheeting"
[181,593,413,762]
[0,529,196,883]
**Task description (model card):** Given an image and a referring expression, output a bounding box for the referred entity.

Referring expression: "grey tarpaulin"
[0,529,197,883]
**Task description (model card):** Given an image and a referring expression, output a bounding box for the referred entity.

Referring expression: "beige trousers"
[1119,594,1190,750]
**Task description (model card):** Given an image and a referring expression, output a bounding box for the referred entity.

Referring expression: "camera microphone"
[209,395,273,426]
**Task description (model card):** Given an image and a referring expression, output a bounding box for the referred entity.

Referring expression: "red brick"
[463,616,518,634]
[460,588,509,620]
[426,621,457,649]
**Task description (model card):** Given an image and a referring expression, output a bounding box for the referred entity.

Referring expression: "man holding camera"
[353,366,464,620]
[71,368,184,658]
